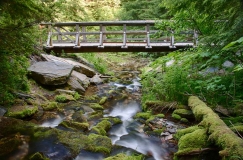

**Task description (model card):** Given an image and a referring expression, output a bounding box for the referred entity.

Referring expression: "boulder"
[41,54,97,77]
[67,77,85,94]
[28,61,74,85]
[90,74,103,84]
[71,71,90,88]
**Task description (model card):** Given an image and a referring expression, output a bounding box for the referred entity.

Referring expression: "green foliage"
[118,0,166,20]
[78,53,112,75]
[141,48,243,108]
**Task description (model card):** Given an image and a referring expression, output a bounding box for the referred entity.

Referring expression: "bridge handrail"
[40,20,198,49]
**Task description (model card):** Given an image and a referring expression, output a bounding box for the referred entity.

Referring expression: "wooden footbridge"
[40,20,198,53]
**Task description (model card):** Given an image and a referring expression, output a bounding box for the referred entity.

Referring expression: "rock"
[28,61,74,85]
[0,107,7,116]
[55,89,76,95]
[71,71,90,88]
[41,54,97,77]
[90,74,103,84]
[6,105,38,119]
[67,77,85,94]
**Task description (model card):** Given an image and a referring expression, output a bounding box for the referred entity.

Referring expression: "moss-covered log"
[188,96,243,159]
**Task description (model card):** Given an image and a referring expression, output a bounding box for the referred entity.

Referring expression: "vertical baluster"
[82,26,87,42]
[146,24,152,48]
[57,27,62,42]
[98,24,104,48]
[169,30,176,48]
[193,29,198,47]
[122,24,127,48]
[47,24,52,47]
[75,24,80,47]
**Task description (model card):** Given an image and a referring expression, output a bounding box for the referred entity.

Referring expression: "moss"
[146,128,166,136]
[6,106,38,119]
[104,153,144,160]
[180,118,189,123]
[91,120,111,136]
[172,113,181,121]
[88,111,103,120]
[89,103,104,110]
[188,96,243,159]
[84,95,99,101]
[155,113,165,118]
[73,92,81,100]
[57,130,90,155]
[55,94,75,103]
[59,120,89,131]
[87,134,112,155]
[145,116,156,124]
[175,129,210,156]
[99,96,107,105]
[174,125,201,140]
[103,117,122,125]
[42,101,58,111]
[173,109,194,119]
[29,152,50,160]
[134,111,152,120]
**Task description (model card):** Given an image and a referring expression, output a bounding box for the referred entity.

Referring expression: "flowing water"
[35,74,178,160]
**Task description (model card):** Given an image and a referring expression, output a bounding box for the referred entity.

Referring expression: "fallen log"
[188,96,243,159]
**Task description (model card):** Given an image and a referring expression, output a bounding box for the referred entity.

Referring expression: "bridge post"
[98,24,104,48]
[75,24,80,48]
[122,24,127,48]
[57,27,62,42]
[169,30,176,48]
[46,25,52,47]
[193,29,198,47]
[146,24,152,48]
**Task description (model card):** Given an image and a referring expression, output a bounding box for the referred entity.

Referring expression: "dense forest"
[1,0,243,110]
[1,0,243,159]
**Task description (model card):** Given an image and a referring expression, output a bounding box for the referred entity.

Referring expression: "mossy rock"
[155,114,165,118]
[173,109,194,119]
[59,120,89,131]
[55,94,75,103]
[99,96,107,105]
[134,111,152,120]
[89,103,104,110]
[84,95,99,101]
[175,129,211,157]
[172,113,182,121]
[88,111,103,120]
[146,128,166,136]
[29,152,50,160]
[72,111,87,122]
[90,120,111,136]
[180,118,189,123]
[6,105,38,119]
[103,117,122,125]
[87,133,112,155]
[104,153,144,160]
[42,101,58,111]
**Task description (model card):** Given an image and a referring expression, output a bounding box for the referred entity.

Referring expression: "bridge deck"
[44,42,193,53]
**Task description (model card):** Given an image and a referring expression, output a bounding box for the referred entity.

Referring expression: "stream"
[36,73,179,160]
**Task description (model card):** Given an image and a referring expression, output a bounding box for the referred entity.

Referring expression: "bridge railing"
[40,21,198,50]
